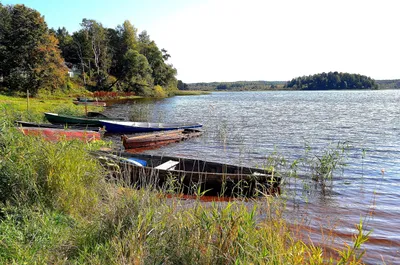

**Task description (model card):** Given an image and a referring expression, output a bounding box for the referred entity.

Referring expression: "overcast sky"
[3,0,400,83]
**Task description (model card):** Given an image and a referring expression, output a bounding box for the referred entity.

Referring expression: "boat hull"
[121,129,203,149]
[97,151,281,197]
[45,112,103,126]
[100,120,203,134]
[19,127,100,142]
[16,121,100,131]
[73,101,106,107]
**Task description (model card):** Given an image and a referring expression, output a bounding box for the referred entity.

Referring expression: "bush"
[153,85,167,98]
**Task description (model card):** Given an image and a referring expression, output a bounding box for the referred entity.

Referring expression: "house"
[64,62,80,78]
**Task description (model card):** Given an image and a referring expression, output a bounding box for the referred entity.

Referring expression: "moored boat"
[97,151,281,197]
[16,121,100,131]
[18,127,101,142]
[76,97,98,102]
[100,120,203,134]
[73,98,107,106]
[44,112,120,126]
[121,129,203,149]
[73,100,107,107]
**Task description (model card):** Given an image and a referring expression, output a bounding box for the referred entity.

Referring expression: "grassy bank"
[0,96,368,264]
[0,95,103,123]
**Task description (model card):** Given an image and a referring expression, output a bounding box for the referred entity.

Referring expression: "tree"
[284,72,378,90]
[0,4,67,94]
[31,33,67,92]
[139,40,177,88]
[121,20,137,52]
[122,49,152,93]
[80,19,110,88]
[71,30,92,85]
[55,27,76,64]
[177,80,188,90]
[0,3,11,79]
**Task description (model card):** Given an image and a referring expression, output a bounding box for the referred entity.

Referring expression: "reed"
[129,102,153,122]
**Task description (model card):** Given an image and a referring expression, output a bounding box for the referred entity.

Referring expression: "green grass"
[0,95,103,122]
[0,94,369,264]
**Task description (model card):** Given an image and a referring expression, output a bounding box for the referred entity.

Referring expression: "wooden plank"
[155,160,179,170]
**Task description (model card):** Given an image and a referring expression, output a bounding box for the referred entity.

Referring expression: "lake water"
[104,90,400,264]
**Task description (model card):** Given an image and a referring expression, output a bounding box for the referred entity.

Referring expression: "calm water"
[104,90,400,264]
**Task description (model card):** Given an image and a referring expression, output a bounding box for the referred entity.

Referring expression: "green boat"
[44,112,108,126]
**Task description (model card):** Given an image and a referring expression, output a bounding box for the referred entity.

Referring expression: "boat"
[96,151,281,197]
[72,100,107,107]
[99,120,203,134]
[18,127,101,142]
[76,97,98,102]
[45,112,103,126]
[16,121,100,131]
[121,129,203,149]
[44,112,121,126]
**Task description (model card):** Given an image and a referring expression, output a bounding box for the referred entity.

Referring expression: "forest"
[184,73,391,91]
[186,81,286,91]
[375,79,400,89]
[0,3,177,97]
[284,72,378,90]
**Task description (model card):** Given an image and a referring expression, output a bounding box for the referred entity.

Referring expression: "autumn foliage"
[0,4,67,95]
[32,34,68,92]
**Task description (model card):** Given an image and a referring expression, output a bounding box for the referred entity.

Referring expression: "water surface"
[104,90,400,264]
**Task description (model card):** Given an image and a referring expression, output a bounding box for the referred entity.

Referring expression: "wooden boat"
[99,120,203,134]
[16,121,100,131]
[73,98,107,107]
[18,127,101,142]
[121,129,203,149]
[44,112,122,126]
[45,112,103,126]
[76,97,98,102]
[73,100,107,107]
[97,151,281,197]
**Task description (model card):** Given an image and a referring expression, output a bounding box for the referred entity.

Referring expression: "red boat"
[18,127,101,142]
[121,129,203,150]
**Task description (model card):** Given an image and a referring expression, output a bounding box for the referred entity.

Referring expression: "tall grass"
[0,126,105,216]
[0,188,369,264]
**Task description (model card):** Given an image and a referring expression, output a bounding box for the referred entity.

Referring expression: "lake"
[104,90,400,264]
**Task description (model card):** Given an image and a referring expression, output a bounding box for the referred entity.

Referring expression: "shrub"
[153,85,167,98]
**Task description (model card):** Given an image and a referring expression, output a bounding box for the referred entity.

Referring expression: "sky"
[3,0,400,83]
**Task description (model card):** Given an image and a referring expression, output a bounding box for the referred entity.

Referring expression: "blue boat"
[99,120,203,134]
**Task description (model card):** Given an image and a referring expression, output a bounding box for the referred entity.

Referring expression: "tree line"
[185,81,286,91]
[375,79,400,89]
[0,3,178,96]
[284,72,378,90]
